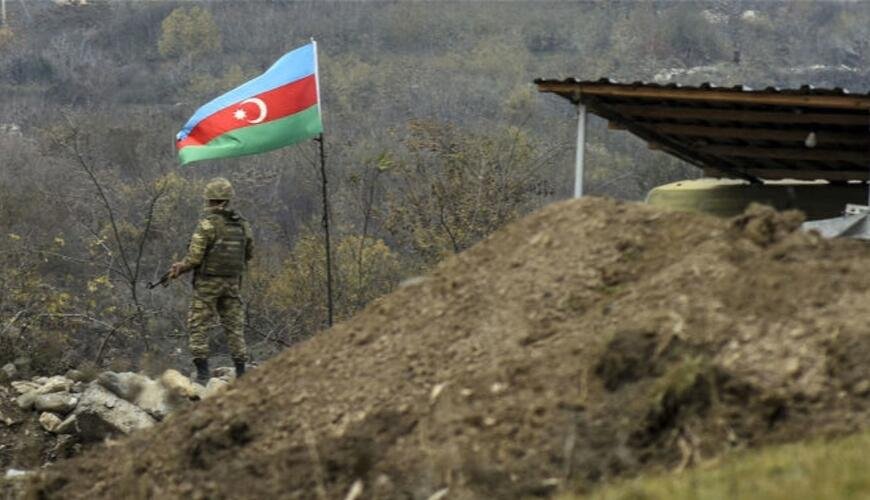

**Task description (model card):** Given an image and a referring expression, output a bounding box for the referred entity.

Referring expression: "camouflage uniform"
[180,205,254,362]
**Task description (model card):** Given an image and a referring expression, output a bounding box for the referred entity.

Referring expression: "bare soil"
[23,198,870,499]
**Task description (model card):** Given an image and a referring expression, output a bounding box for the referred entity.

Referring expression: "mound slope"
[27,198,870,499]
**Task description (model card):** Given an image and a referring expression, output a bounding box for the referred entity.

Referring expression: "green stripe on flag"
[179,105,323,165]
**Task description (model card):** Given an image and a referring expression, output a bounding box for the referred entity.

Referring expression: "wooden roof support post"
[574,98,587,198]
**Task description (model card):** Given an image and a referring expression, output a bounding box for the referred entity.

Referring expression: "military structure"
[535,79,870,237]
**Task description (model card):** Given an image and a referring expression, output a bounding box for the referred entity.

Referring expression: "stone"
[65,369,87,382]
[72,383,155,442]
[160,369,203,400]
[427,489,449,500]
[0,411,19,426]
[344,479,364,500]
[212,367,236,380]
[34,392,78,414]
[15,392,37,411]
[1,363,17,381]
[34,376,73,395]
[429,382,448,402]
[133,379,173,420]
[203,378,229,399]
[5,469,29,479]
[12,356,31,374]
[39,412,63,433]
[55,415,78,435]
[10,381,40,395]
[97,371,150,402]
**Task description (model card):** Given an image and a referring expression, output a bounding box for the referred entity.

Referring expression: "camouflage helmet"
[204,177,234,201]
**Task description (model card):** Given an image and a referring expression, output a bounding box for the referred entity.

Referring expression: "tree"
[158,6,221,59]
[383,120,553,266]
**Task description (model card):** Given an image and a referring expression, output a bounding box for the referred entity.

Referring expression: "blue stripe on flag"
[177,43,316,141]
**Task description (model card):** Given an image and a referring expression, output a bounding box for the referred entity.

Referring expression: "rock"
[212,367,236,380]
[853,380,870,396]
[344,479,364,500]
[55,414,78,435]
[12,356,30,374]
[73,384,155,442]
[51,434,79,458]
[1,363,17,381]
[133,379,173,420]
[430,382,448,403]
[0,410,19,426]
[65,369,87,382]
[10,381,40,395]
[490,382,507,394]
[98,372,150,402]
[203,378,229,399]
[398,276,430,289]
[39,412,63,433]
[34,376,73,395]
[160,369,203,400]
[5,469,30,479]
[34,392,78,414]
[15,391,37,410]
[427,488,449,500]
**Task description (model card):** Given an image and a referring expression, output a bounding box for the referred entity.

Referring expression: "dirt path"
[25,198,870,499]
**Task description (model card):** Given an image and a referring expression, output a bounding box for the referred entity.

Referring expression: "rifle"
[146,271,172,290]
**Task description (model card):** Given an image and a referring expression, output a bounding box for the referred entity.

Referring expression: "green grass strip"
[559,431,870,500]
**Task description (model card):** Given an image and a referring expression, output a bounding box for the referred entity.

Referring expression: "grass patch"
[560,431,870,500]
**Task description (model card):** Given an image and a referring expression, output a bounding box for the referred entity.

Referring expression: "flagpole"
[316,134,335,327]
[312,39,334,328]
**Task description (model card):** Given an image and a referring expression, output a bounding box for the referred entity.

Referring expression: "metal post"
[316,134,334,328]
[574,103,587,198]
[1,0,6,27]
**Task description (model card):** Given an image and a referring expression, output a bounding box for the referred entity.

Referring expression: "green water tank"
[645,178,867,221]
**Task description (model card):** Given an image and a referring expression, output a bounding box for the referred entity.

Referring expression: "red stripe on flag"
[177,74,318,149]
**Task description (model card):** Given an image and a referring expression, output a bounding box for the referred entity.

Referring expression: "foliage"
[384,120,552,265]
[158,6,222,59]
[185,64,251,101]
[264,228,404,338]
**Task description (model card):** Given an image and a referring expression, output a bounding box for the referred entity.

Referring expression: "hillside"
[24,198,870,499]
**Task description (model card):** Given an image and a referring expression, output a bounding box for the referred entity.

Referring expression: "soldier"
[169,177,253,384]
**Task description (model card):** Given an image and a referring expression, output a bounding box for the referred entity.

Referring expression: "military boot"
[193,358,210,384]
[233,359,246,378]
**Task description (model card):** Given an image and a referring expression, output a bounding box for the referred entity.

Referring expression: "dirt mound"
[25,198,870,499]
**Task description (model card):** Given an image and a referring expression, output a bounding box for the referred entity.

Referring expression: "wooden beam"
[735,168,870,181]
[610,104,870,126]
[583,96,761,183]
[652,123,870,145]
[538,82,870,110]
[700,145,868,163]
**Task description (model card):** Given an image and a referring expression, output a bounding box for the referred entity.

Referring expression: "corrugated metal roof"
[534,78,869,96]
[535,78,870,182]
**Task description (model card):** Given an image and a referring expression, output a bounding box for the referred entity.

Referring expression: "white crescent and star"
[233,98,267,123]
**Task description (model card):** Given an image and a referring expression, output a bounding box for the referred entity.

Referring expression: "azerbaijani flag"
[176,42,323,165]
